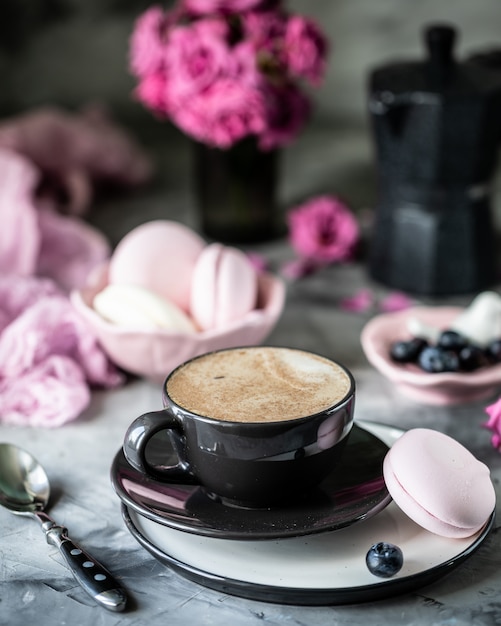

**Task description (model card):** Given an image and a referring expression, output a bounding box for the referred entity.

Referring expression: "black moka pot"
[368,24,501,295]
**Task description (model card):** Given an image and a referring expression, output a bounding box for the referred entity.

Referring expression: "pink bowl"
[361,306,501,405]
[71,263,285,384]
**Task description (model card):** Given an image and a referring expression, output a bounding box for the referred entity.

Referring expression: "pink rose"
[191,14,230,39]
[183,0,267,15]
[243,9,287,55]
[379,292,414,313]
[287,195,359,264]
[165,21,232,104]
[172,79,267,148]
[284,15,328,86]
[229,41,263,86]
[246,252,268,273]
[129,6,167,78]
[135,72,171,115]
[280,257,320,281]
[259,84,310,150]
[339,289,374,313]
[339,289,414,314]
[484,398,501,450]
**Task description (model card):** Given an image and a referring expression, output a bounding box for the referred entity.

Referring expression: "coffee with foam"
[166,347,352,423]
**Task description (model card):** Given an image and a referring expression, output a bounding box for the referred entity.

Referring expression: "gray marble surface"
[1,244,501,625]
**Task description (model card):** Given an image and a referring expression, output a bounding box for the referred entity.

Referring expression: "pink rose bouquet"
[129,1,328,149]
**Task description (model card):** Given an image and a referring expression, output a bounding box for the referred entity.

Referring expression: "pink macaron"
[190,243,258,331]
[108,220,205,313]
[383,428,495,538]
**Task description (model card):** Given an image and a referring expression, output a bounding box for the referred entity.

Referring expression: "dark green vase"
[193,137,283,244]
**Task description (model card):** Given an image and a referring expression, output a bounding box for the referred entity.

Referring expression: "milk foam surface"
[166,347,352,422]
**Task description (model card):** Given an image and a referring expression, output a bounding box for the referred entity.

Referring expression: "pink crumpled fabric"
[0,276,124,427]
[0,356,90,428]
[0,103,150,427]
[0,104,152,216]
[0,146,41,276]
[37,205,111,292]
[0,147,110,290]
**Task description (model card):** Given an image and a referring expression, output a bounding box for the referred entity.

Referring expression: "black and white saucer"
[111,422,392,540]
[113,422,494,604]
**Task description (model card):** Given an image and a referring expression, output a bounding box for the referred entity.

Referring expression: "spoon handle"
[39,516,128,612]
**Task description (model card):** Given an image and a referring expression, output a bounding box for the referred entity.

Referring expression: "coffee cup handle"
[123,409,196,482]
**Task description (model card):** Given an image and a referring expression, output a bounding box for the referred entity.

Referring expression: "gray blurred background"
[1,0,500,243]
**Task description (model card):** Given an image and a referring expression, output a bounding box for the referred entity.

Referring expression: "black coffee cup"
[123,347,355,507]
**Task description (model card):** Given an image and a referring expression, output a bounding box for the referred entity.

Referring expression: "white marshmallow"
[406,317,441,343]
[450,291,501,346]
[93,284,197,333]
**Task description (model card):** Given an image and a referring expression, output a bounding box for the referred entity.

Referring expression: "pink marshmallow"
[108,220,206,313]
[383,428,495,538]
[190,243,258,331]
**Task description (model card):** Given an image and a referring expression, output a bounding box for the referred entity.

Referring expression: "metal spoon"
[0,442,128,612]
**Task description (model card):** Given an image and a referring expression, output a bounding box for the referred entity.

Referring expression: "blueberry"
[366,542,403,578]
[418,346,460,373]
[437,330,469,352]
[390,338,428,363]
[459,345,488,371]
[486,339,501,363]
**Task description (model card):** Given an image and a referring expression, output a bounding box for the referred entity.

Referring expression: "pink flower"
[229,41,264,86]
[246,252,269,273]
[243,9,287,58]
[259,83,310,150]
[379,292,414,313]
[287,195,359,264]
[339,289,374,313]
[484,398,501,451]
[284,15,328,85]
[183,0,266,15]
[129,3,328,149]
[280,257,320,280]
[129,6,167,78]
[172,79,267,148]
[135,72,170,115]
[165,20,232,103]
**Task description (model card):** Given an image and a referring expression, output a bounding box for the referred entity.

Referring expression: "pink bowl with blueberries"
[361,304,501,405]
